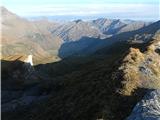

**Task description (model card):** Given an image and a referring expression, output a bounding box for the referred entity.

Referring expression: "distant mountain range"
[1,6,158,65]
[1,6,160,120]
[2,25,160,120]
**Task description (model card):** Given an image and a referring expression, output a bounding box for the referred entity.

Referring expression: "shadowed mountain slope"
[1,7,156,64]
[1,6,160,120]
[2,30,160,120]
[58,21,160,58]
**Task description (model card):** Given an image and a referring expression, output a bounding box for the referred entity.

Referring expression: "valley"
[1,6,160,120]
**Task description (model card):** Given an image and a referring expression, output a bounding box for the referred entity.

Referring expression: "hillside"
[92,18,150,35]
[1,6,160,120]
[1,7,62,64]
[51,20,103,42]
[2,31,160,120]
[1,7,155,64]
[113,31,160,96]
[57,21,160,58]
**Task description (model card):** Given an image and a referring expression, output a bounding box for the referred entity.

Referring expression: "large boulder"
[127,89,160,120]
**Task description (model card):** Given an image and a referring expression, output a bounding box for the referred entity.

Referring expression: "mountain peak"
[1,6,12,15]
[73,19,83,23]
[1,6,19,20]
[1,6,8,11]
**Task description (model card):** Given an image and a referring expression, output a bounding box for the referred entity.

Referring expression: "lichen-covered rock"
[127,89,160,120]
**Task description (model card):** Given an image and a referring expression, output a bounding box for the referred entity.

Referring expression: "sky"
[1,0,160,21]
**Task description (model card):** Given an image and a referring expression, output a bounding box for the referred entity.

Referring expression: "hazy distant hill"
[0,7,157,64]
[1,7,62,64]
[92,18,150,35]
[51,19,104,42]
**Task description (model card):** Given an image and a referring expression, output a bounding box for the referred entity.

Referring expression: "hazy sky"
[1,0,160,21]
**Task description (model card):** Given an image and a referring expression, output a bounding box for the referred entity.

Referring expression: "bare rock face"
[127,89,160,120]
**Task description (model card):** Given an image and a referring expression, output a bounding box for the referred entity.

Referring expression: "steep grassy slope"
[113,32,160,96]
[1,7,62,64]
[34,33,159,120]
[3,33,160,120]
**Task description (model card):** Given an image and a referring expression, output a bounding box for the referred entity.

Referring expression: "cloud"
[6,3,159,20]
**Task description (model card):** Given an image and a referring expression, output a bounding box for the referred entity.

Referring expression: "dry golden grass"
[114,35,160,95]
[113,48,144,96]
[1,54,28,61]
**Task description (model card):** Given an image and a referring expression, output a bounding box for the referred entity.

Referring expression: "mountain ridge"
[1,6,160,120]
[1,7,156,65]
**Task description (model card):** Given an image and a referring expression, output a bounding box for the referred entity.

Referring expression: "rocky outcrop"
[127,89,160,120]
[112,32,160,96]
[126,32,160,120]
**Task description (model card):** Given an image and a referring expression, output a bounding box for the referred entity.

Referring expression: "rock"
[127,89,160,120]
